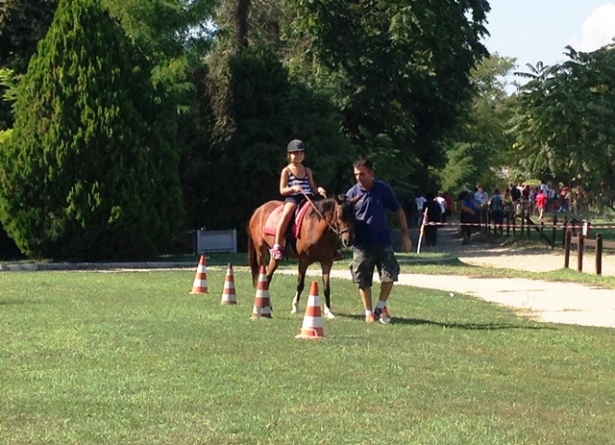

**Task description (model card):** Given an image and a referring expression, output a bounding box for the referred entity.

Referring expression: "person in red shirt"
[535,189,547,220]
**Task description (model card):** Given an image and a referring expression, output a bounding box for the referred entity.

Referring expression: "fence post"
[551,215,557,249]
[488,208,491,235]
[596,233,603,276]
[564,229,571,269]
[577,233,584,272]
[562,217,568,249]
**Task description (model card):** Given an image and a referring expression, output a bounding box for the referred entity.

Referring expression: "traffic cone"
[251,265,272,318]
[220,263,237,305]
[295,281,325,339]
[189,255,208,294]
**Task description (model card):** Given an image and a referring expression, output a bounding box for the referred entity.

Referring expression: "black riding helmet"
[287,139,305,153]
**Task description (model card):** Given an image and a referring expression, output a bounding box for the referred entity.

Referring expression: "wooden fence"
[563,231,615,275]
[480,206,579,249]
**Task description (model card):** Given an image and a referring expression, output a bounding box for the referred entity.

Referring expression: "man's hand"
[395,209,412,253]
[401,233,412,253]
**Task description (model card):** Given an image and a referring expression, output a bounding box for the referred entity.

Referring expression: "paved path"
[284,263,615,329]
[323,270,615,329]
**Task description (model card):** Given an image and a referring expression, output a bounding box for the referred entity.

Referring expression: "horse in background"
[247,195,355,318]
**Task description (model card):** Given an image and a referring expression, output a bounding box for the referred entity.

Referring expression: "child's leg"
[274,202,297,247]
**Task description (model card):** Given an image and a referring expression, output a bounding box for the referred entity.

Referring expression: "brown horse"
[247,195,355,318]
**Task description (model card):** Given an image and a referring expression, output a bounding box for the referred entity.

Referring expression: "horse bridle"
[301,191,351,237]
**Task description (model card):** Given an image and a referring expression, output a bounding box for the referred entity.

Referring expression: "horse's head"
[334,194,355,248]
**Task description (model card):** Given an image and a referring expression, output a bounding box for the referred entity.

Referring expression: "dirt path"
[413,224,615,276]
[279,223,615,328]
[318,269,615,329]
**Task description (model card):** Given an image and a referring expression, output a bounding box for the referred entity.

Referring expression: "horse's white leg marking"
[324,306,335,319]
[291,293,300,314]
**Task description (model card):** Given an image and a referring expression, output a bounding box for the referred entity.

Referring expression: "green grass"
[197,249,615,289]
[2,270,615,444]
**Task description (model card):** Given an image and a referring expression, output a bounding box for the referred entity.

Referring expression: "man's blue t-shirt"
[346,179,401,247]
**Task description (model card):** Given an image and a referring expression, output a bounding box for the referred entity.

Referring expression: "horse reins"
[301,191,350,236]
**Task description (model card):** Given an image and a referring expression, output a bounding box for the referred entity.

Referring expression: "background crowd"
[406,180,591,247]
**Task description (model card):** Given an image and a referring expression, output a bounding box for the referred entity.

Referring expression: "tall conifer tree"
[0,0,183,260]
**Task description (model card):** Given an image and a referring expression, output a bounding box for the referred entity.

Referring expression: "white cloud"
[571,3,615,51]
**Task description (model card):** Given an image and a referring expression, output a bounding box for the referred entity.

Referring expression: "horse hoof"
[291,305,300,314]
[324,310,335,319]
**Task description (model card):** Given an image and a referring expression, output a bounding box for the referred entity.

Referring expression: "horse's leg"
[256,242,266,269]
[321,258,335,319]
[291,259,308,314]
[266,251,279,284]
[262,245,280,312]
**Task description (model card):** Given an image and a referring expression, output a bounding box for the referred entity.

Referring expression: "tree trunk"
[235,0,251,51]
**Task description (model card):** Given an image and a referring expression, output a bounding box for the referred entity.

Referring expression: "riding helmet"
[287,139,305,153]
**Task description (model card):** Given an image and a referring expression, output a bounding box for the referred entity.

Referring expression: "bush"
[0,0,183,260]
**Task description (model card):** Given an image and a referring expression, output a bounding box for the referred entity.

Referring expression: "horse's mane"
[340,198,356,222]
[309,198,335,220]
[308,197,355,222]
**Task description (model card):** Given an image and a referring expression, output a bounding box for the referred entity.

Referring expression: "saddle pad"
[263,206,284,236]
[263,202,311,238]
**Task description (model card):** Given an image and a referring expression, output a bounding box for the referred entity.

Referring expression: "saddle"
[263,201,311,239]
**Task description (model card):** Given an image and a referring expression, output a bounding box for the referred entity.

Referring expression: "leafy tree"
[287,0,491,192]
[204,44,355,237]
[0,0,183,260]
[439,53,517,193]
[202,2,355,240]
[0,0,58,130]
[511,44,615,208]
[101,0,218,234]
[0,0,58,73]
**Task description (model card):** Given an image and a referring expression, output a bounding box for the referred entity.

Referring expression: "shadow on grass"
[338,313,553,330]
[0,299,31,306]
[397,256,460,266]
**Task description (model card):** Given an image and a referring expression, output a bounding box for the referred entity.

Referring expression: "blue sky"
[483,0,615,76]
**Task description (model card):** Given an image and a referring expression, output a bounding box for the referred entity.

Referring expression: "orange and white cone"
[220,263,237,305]
[189,255,208,294]
[295,281,325,339]
[251,265,272,318]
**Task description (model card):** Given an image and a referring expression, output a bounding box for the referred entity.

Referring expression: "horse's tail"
[247,226,259,287]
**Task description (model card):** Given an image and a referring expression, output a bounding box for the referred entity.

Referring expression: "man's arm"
[395,208,412,252]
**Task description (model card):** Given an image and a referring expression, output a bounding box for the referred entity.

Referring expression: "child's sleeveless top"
[287,169,313,196]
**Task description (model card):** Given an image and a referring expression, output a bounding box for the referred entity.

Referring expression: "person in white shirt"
[415,194,427,224]
[474,185,488,207]
[435,195,446,215]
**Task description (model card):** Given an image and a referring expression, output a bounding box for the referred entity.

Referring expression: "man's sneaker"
[374,307,392,324]
[334,249,344,261]
[270,245,284,261]
[365,313,376,323]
